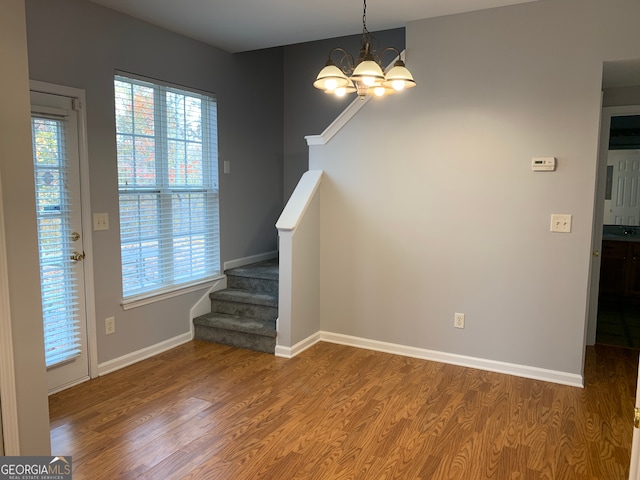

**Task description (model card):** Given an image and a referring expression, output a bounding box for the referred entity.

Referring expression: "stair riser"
[227,276,278,296]
[210,300,277,321]
[194,325,275,354]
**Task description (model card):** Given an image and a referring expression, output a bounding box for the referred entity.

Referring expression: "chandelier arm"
[328,47,355,74]
[378,47,403,68]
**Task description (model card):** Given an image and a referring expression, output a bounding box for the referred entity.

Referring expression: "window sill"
[121,275,225,311]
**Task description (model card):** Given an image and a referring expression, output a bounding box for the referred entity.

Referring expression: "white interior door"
[608,150,640,225]
[30,90,90,394]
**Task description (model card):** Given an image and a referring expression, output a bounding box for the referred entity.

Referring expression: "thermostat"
[532,157,556,171]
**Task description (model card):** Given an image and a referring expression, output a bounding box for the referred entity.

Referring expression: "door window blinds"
[32,115,81,367]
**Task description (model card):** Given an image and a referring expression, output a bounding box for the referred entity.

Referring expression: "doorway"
[589,106,640,350]
[29,82,96,394]
[587,57,640,350]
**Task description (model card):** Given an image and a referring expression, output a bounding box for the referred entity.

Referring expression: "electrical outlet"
[454,313,465,329]
[105,316,115,335]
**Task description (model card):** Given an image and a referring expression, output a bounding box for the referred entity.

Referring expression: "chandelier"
[313,0,416,99]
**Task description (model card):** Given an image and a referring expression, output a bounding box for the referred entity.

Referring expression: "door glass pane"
[32,116,81,368]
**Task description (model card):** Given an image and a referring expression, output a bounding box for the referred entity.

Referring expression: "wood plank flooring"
[49,341,638,479]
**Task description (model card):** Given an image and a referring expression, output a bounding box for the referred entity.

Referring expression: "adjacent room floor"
[597,296,640,349]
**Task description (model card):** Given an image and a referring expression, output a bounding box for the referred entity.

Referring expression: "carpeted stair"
[193,258,278,353]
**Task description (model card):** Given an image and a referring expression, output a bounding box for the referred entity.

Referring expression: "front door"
[30,89,89,394]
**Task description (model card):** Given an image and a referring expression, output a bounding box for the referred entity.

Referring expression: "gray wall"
[0,0,51,454]
[309,0,640,378]
[283,29,405,200]
[25,0,284,363]
[604,86,640,107]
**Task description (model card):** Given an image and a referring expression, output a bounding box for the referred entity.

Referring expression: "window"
[114,73,220,300]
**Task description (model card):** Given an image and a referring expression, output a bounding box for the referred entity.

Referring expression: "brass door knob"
[70,251,85,262]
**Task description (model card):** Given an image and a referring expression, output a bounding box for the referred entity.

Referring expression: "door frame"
[630,355,640,479]
[586,104,640,345]
[29,80,98,385]
[0,168,20,454]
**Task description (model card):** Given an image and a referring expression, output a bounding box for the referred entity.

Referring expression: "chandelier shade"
[325,78,357,97]
[370,83,396,97]
[382,60,416,91]
[351,59,385,86]
[313,62,350,91]
[313,0,416,99]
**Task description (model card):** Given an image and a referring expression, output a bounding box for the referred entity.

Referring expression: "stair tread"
[226,259,279,281]
[210,288,277,307]
[194,312,276,337]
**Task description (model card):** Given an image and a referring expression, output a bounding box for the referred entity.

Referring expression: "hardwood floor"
[49,341,638,479]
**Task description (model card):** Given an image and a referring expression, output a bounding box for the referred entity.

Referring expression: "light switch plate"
[550,214,572,233]
[93,212,109,231]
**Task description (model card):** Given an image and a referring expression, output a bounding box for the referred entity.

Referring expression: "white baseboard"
[48,375,90,396]
[283,331,584,388]
[98,328,583,388]
[224,251,278,271]
[97,332,192,377]
[275,332,322,358]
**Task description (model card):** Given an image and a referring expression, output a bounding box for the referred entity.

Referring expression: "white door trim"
[0,169,21,455]
[29,80,98,382]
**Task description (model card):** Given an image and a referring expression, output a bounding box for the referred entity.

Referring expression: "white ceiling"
[85,0,640,88]
[87,0,540,53]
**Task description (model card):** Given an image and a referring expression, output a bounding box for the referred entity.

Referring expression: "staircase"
[193,258,278,353]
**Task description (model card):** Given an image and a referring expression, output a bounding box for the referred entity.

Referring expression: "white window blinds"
[114,74,220,299]
[32,115,82,367]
